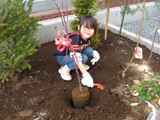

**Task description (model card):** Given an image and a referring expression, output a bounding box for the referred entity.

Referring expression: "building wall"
[26,0,73,13]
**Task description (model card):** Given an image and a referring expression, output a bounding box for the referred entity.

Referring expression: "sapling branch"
[53,0,83,92]
[148,19,160,61]
[71,55,83,92]
[122,0,146,78]
[89,64,100,74]
[118,0,129,44]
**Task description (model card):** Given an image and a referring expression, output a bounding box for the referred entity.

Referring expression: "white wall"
[30,0,73,13]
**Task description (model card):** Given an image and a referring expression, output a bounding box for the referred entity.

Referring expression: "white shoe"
[84,64,90,71]
[58,66,72,81]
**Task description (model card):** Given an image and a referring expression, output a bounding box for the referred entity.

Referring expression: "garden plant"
[132,75,160,105]
[0,0,41,83]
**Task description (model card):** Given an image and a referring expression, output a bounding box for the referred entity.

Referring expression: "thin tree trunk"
[53,0,83,92]
[118,0,129,44]
[148,19,160,61]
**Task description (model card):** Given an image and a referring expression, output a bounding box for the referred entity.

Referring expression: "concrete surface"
[25,0,73,13]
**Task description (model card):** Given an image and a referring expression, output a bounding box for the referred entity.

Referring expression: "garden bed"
[0,29,160,120]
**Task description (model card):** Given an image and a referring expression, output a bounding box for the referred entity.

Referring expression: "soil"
[1,29,160,120]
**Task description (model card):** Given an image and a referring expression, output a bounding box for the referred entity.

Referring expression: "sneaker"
[84,64,90,71]
[58,66,72,81]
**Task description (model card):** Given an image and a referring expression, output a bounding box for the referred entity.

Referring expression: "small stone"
[143,74,149,79]
[68,114,71,119]
[19,110,33,117]
[144,69,149,73]
[60,114,64,119]
[29,76,32,78]
[101,109,104,113]
[96,106,101,110]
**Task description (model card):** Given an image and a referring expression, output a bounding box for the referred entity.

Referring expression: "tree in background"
[70,0,104,49]
[0,0,41,83]
[104,0,155,42]
[152,0,160,10]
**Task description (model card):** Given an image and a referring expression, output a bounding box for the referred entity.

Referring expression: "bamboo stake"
[122,0,146,78]
[118,0,129,44]
[148,19,160,61]
[104,0,110,40]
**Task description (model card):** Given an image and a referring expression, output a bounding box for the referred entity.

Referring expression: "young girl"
[53,15,100,88]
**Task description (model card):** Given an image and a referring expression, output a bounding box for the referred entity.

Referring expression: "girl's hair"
[79,15,97,33]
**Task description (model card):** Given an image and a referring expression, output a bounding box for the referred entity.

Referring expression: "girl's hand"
[81,73,94,88]
[91,50,100,65]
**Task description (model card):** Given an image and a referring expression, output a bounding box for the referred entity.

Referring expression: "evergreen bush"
[0,0,41,83]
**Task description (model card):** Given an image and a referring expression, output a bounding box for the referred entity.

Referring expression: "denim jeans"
[56,47,93,70]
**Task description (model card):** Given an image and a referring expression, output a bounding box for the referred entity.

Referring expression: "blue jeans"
[56,47,93,70]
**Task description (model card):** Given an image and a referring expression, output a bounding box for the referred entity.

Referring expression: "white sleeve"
[70,52,82,65]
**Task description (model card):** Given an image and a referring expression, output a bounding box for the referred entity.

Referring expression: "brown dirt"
[0,29,160,120]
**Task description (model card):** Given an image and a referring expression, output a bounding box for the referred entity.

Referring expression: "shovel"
[93,83,105,90]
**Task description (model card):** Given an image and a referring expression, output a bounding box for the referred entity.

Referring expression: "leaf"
[25,44,31,51]
[14,55,24,63]
[2,79,5,83]
[130,103,139,106]
[153,87,158,93]
[140,94,146,100]
[146,93,152,100]
[139,88,148,94]
[26,63,31,70]
[157,84,160,89]
[141,81,148,86]
[10,54,15,61]
[150,96,159,103]
[154,75,160,79]
[150,79,156,85]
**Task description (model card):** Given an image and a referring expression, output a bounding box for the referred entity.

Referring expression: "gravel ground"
[121,15,160,44]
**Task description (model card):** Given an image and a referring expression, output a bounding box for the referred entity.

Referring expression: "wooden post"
[104,0,110,40]
[122,0,146,78]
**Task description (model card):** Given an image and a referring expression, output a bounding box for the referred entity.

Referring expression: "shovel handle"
[93,83,103,90]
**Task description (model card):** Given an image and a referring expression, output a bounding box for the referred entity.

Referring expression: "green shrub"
[132,75,160,104]
[0,0,41,83]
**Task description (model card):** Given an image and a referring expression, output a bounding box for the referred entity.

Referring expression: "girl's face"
[78,24,95,41]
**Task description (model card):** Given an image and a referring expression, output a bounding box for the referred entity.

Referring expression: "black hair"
[79,15,97,33]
